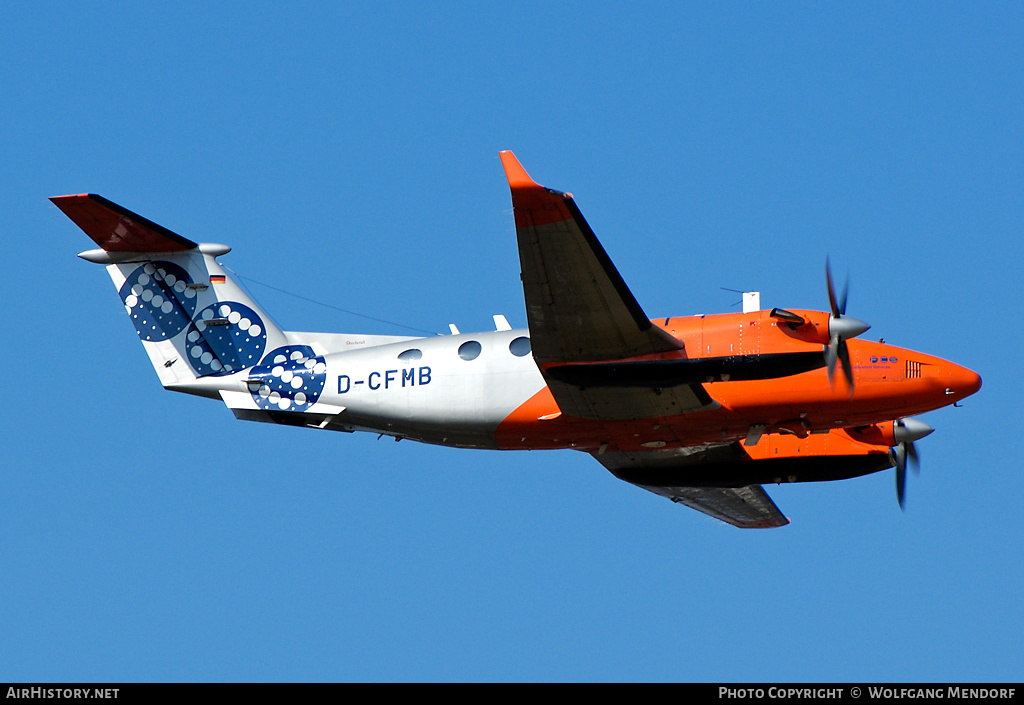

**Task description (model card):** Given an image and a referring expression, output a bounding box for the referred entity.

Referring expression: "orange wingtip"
[499,150,543,190]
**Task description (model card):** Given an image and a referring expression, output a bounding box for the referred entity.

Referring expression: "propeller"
[825,257,870,392]
[890,418,934,509]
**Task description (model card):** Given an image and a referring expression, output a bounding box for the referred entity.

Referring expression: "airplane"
[52,151,982,528]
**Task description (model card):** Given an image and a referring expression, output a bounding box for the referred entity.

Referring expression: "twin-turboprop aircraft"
[53,152,981,528]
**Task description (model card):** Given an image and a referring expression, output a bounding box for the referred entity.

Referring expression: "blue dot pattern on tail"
[184,301,268,376]
[248,346,328,412]
[118,261,197,341]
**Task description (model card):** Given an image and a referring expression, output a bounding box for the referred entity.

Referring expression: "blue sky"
[2,2,1021,682]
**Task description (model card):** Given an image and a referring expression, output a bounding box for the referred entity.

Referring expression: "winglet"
[500,151,576,228]
[500,150,543,190]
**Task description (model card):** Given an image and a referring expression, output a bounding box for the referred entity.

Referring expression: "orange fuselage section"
[495,309,981,456]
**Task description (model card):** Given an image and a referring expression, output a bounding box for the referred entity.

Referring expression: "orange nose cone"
[949,364,982,399]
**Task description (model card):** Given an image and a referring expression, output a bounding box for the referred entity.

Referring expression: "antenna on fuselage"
[742,292,761,313]
[721,288,762,313]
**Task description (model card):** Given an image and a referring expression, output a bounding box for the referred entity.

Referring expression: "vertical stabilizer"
[104,251,288,391]
[53,194,287,395]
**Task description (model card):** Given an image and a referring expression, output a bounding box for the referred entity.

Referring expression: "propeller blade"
[826,257,849,317]
[826,338,839,384]
[896,461,907,509]
[892,418,931,510]
[838,340,854,390]
[823,258,867,393]
[826,257,840,317]
[895,442,908,510]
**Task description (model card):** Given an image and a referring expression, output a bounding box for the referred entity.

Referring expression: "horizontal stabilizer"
[219,389,344,414]
[51,194,197,252]
[220,390,347,429]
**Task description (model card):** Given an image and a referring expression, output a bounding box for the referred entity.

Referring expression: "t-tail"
[52,194,290,398]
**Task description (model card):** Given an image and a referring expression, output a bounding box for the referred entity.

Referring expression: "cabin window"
[397,348,423,361]
[509,336,531,357]
[458,340,482,361]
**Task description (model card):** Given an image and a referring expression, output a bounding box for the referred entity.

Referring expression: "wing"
[592,445,791,529]
[658,486,789,529]
[500,151,714,420]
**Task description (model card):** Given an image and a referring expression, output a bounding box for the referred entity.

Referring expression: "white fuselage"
[316,329,546,448]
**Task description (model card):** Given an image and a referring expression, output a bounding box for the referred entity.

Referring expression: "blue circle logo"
[184,301,267,376]
[248,345,327,412]
[119,261,197,341]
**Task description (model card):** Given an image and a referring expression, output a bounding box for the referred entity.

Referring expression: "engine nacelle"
[770,308,832,345]
[842,418,934,448]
